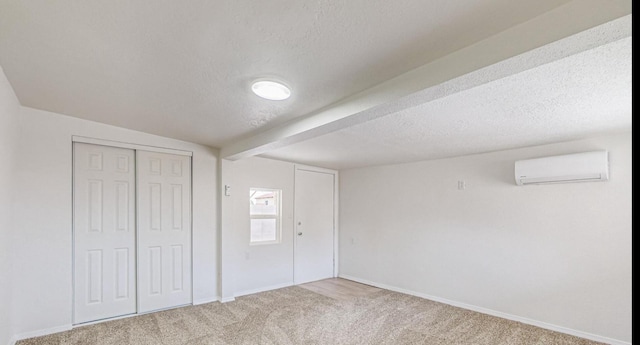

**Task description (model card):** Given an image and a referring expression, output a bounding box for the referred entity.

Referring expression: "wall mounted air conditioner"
[514,151,609,186]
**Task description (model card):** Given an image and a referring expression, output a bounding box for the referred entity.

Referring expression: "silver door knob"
[297,232,303,236]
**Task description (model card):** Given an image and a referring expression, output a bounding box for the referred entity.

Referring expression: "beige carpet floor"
[17,285,604,345]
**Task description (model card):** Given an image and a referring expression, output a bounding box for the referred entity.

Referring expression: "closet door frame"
[72,136,193,324]
[73,136,193,157]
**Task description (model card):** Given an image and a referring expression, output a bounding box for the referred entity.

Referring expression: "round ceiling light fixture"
[251,79,291,101]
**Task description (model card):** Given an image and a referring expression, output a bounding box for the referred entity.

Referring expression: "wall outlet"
[458,180,466,190]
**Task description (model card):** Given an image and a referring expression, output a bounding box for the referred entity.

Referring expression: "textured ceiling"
[0,0,574,145]
[263,36,632,169]
[0,0,632,170]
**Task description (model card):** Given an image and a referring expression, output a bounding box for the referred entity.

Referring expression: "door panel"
[294,169,335,284]
[74,143,136,324]
[137,151,192,312]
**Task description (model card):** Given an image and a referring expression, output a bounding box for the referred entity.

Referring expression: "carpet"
[17,286,604,344]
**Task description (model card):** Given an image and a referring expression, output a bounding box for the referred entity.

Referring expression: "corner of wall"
[0,63,21,345]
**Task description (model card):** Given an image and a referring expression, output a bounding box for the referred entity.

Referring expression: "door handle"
[297,232,303,236]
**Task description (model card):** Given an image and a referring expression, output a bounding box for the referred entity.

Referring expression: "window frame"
[249,187,282,245]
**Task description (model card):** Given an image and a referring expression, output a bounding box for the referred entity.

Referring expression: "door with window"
[294,167,336,284]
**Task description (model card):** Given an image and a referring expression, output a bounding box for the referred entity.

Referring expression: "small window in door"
[250,188,281,244]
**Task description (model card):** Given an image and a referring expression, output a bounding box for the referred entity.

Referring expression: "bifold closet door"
[73,143,136,324]
[137,151,192,313]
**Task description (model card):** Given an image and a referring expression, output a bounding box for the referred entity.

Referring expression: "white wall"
[0,66,20,345]
[220,157,295,299]
[339,132,632,344]
[10,107,219,339]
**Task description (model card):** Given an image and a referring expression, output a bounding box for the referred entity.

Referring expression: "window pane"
[250,188,281,244]
[250,219,277,242]
[250,189,277,215]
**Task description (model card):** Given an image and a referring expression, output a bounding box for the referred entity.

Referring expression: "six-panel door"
[74,144,193,323]
[73,143,137,324]
[136,150,192,313]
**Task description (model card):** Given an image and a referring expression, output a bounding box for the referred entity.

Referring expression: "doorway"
[293,167,337,284]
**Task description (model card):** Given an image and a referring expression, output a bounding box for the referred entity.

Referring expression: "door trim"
[72,136,193,157]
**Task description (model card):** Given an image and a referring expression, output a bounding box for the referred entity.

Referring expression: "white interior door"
[73,143,136,324]
[137,151,192,313]
[294,168,335,284]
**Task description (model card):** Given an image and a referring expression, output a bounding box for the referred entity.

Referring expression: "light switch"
[224,185,231,196]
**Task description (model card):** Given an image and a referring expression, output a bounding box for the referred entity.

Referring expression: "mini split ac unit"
[514,150,609,186]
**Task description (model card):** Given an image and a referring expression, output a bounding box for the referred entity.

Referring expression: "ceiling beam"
[221,0,631,161]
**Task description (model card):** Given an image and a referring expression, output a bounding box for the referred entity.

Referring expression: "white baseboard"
[219,296,235,303]
[9,277,627,345]
[193,296,219,305]
[9,324,72,345]
[338,274,630,345]
[234,282,294,299]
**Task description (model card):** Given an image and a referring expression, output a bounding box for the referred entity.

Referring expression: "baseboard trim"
[193,296,219,305]
[234,282,294,299]
[219,296,235,303]
[8,277,627,345]
[9,324,72,345]
[338,274,629,345]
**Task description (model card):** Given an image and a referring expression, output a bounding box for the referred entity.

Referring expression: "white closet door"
[73,143,136,324]
[137,151,192,312]
[294,168,335,284]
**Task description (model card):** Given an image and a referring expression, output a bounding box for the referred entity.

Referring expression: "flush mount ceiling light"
[251,80,291,101]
